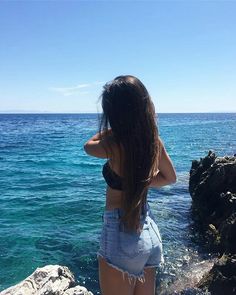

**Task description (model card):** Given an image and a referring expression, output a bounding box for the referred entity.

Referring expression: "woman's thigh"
[98,256,136,295]
[134,267,156,295]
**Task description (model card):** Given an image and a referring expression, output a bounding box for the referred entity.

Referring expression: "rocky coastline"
[189,151,236,294]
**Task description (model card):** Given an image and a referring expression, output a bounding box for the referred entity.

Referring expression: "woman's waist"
[103,201,150,221]
[105,187,124,210]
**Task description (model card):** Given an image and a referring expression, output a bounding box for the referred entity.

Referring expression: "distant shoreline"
[0,112,235,115]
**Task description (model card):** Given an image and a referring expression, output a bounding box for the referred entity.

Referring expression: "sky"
[0,1,235,113]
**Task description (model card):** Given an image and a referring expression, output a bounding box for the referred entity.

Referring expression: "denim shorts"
[97,202,164,282]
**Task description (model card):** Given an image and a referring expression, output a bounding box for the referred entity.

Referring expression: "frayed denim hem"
[97,253,146,284]
[145,261,165,269]
[145,254,165,270]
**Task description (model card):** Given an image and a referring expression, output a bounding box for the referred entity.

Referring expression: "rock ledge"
[0,265,93,295]
[189,150,236,253]
[189,151,236,294]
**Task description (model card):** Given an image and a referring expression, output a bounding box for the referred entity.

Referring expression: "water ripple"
[0,113,235,293]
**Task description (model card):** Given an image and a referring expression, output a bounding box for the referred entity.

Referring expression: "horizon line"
[0,111,235,114]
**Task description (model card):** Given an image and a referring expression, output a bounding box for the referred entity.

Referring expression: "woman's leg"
[98,256,136,295]
[133,267,156,295]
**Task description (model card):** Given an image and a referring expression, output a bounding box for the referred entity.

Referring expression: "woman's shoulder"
[84,131,122,159]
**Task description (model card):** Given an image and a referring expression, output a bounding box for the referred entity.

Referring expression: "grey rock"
[64,286,93,295]
[0,265,93,295]
[189,151,236,254]
[189,152,236,294]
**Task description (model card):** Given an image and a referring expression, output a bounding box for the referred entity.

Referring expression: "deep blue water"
[0,113,235,294]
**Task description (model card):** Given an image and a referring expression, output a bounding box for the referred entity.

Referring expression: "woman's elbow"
[83,142,90,155]
[168,173,177,184]
[162,170,177,185]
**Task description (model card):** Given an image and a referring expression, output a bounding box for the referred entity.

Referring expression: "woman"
[84,75,176,295]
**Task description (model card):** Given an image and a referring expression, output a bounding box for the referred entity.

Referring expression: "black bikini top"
[103,161,147,215]
[102,161,123,190]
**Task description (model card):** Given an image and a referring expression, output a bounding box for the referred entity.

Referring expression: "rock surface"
[197,254,236,295]
[0,265,93,295]
[158,260,214,295]
[189,151,236,253]
[189,151,236,294]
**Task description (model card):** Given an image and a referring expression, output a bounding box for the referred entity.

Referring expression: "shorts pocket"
[118,221,151,259]
[118,231,142,259]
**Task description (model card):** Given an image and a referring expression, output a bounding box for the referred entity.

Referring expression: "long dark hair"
[99,75,160,232]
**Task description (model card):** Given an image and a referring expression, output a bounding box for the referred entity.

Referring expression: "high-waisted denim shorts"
[97,202,164,282]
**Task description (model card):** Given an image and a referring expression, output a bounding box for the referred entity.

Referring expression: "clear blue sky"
[0,1,235,113]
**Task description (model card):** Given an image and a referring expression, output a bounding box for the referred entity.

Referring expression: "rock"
[189,151,236,254]
[64,286,93,295]
[219,212,236,253]
[189,152,236,294]
[158,259,214,295]
[197,254,236,295]
[0,265,93,295]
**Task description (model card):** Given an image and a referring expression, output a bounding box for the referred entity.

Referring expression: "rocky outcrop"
[189,151,236,253]
[189,151,236,294]
[0,265,93,295]
[197,254,236,295]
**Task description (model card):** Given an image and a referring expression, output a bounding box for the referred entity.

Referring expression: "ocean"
[0,113,235,294]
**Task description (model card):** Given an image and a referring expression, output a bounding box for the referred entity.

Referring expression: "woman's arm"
[84,129,113,158]
[149,137,177,188]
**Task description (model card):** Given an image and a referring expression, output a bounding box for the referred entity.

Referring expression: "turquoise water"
[0,113,235,293]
